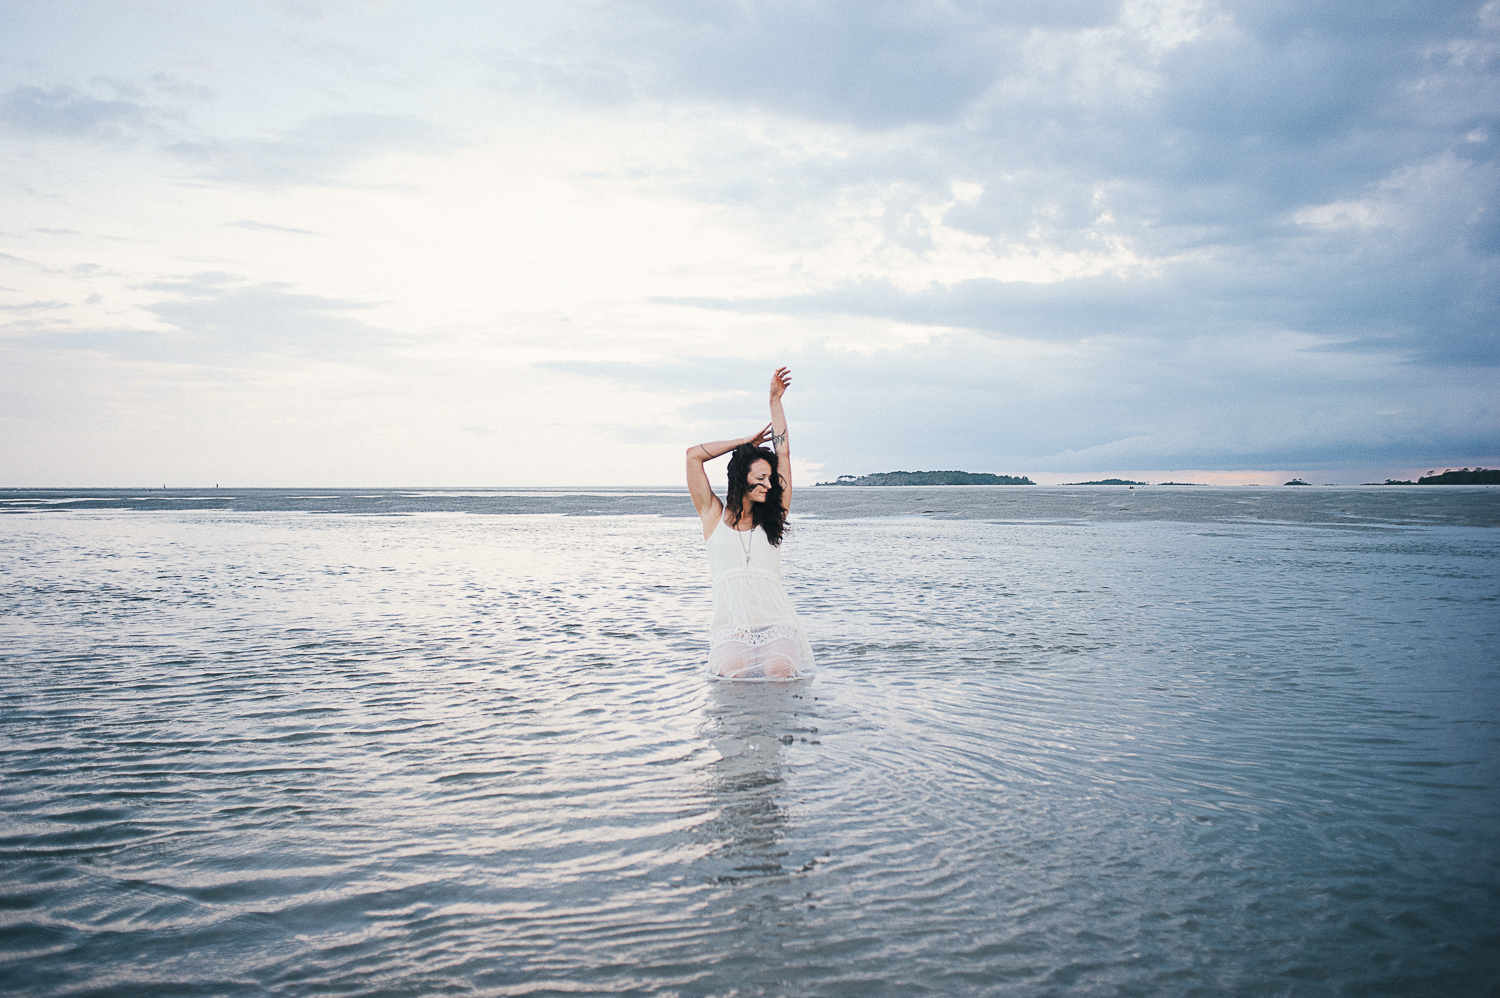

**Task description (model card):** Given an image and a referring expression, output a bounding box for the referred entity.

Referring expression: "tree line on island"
[817,471,1035,486]
[1368,468,1500,485]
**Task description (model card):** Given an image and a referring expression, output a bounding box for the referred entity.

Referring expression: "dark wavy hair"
[725,444,787,546]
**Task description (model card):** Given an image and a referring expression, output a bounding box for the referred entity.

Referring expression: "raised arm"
[686,426,771,538]
[769,366,793,513]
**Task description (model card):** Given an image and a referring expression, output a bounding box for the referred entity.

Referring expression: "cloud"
[0,84,159,142]
[2,2,1494,483]
[227,220,325,236]
[626,0,1498,368]
[513,0,1496,378]
[143,276,396,361]
[164,113,448,186]
[3,78,447,189]
[147,71,215,103]
[660,204,1499,367]
[0,300,68,313]
[543,333,1499,474]
[492,0,1121,127]
[11,273,400,366]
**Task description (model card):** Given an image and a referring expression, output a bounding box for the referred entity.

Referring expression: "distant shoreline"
[816,471,1034,486]
[816,468,1500,488]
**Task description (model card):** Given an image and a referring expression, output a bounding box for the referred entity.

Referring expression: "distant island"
[1418,468,1499,484]
[1284,479,1311,486]
[1157,482,1208,486]
[1065,479,1144,486]
[816,470,1035,486]
[1365,468,1500,485]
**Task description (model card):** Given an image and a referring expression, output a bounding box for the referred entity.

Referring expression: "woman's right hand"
[770,366,792,401]
[745,423,773,447]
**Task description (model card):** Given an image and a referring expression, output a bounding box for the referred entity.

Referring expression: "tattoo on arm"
[772,430,786,448]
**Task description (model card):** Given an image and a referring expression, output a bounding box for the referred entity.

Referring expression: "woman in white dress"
[685,367,814,680]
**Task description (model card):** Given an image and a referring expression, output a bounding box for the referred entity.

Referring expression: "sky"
[1,0,1496,487]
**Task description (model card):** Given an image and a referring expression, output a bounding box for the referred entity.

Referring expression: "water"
[2,487,1497,996]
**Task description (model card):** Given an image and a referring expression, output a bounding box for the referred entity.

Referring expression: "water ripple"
[1,508,1497,995]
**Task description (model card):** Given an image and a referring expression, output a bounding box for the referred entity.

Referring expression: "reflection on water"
[700,682,824,881]
[1,506,1497,996]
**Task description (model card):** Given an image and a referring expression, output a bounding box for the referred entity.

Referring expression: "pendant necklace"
[737,524,753,565]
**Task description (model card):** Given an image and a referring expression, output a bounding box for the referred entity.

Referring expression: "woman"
[686,366,815,680]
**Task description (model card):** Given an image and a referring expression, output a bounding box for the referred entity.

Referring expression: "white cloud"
[0,84,163,142]
[0,0,1495,484]
[1292,200,1384,230]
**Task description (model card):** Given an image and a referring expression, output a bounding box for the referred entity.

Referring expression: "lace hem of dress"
[710,623,802,647]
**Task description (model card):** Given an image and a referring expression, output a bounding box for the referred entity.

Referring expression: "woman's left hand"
[770,366,792,400]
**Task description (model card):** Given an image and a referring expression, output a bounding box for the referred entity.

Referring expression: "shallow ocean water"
[1,487,1497,997]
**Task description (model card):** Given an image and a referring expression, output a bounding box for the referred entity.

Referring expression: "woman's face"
[746,459,773,503]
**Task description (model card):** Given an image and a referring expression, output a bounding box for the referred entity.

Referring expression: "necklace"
[736,524,753,565]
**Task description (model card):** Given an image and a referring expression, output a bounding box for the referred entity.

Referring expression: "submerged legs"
[708,633,802,680]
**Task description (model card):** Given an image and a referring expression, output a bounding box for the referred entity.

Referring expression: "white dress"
[704,517,815,680]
